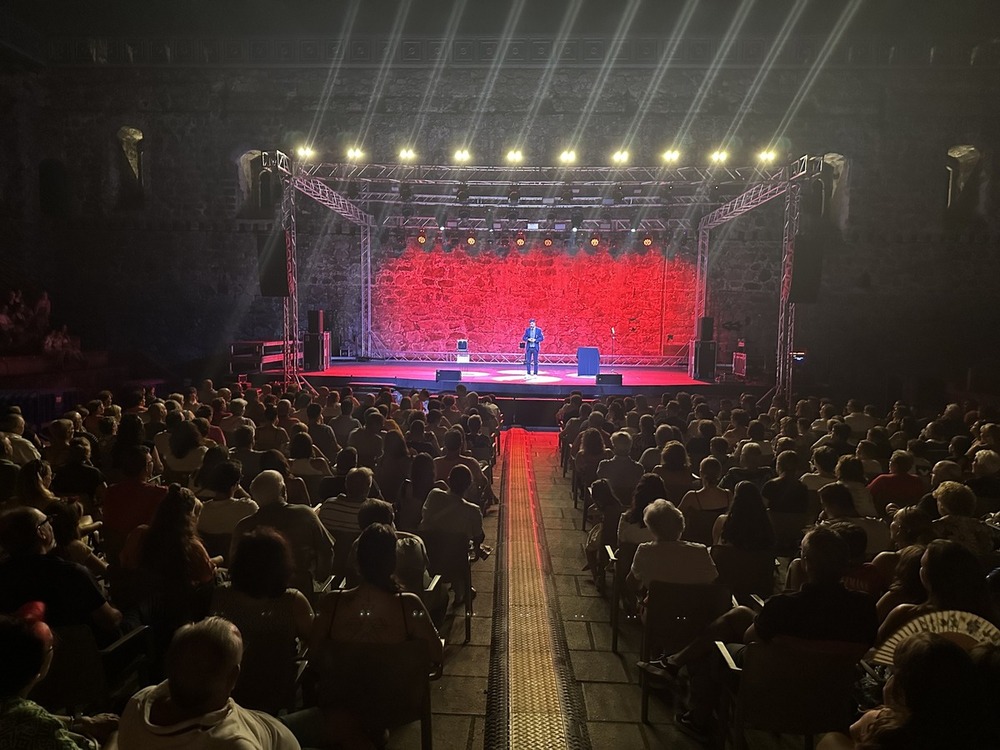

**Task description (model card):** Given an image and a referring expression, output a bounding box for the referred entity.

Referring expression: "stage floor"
[300,359,706,396]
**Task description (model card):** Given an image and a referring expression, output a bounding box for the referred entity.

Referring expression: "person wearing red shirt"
[867,450,927,517]
[102,446,168,558]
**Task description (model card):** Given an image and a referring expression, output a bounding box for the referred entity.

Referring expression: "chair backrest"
[315,638,432,729]
[419,530,472,584]
[643,581,733,658]
[734,638,868,735]
[682,508,726,546]
[299,473,326,504]
[711,544,776,598]
[29,625,108,712]
[768,510,812,556]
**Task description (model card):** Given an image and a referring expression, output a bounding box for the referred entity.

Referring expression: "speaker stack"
[303,310,330,371]
[691,316,717,381]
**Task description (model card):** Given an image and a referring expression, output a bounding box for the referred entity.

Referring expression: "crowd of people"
[0,379,501,749]
[560,391,1000,747]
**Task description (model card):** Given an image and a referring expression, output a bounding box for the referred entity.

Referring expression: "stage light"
[508,186,521,205]
[542,235,554,247]
[346,147,364,161]
[466,233,477,246]
[296,146,315,159]
[589,234,600,247]
[453,148,471,163]
[399,148,417,162]
[514,232,526,247]
[559,150,577,164]
[506,149,524,164]
[612,150,630,164]
[661,149,681,163]
[757,149,777,163]
[456,184,470,203]
[416,230,427,245]
[642,234,654,247]
[710,150,729,164]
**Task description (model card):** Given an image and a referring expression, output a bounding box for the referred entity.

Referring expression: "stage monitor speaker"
[436,369,462,382]
[303,332,330,371]
[788,233,827,303]
[693,341,717,381]
[596,373,623,386]
[307,310,324,334]
[256,229,289,297]
[698,316,714,341]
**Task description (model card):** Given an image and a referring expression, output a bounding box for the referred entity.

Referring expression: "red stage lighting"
[589,234,600,247]
[514,233,526,247]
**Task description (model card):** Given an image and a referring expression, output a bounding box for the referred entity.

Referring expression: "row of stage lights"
[413,229,657,249]
[298,146,780,166]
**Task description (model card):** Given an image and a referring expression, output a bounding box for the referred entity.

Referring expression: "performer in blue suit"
[522,318,544,376]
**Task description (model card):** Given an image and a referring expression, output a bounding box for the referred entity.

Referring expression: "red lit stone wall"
[371,243,697,356]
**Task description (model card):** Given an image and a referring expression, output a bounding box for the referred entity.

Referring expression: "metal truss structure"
[695,154,823,399]
[266,152,817,378]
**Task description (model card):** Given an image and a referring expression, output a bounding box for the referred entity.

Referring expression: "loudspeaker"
[436,369,462,382]
[788,233,826,303]
[303,332,330,371]
[596,373,623,386]
[693,341,717,381]
[698,316,714,341]
[256,230,289,297]
[307,310,324,334]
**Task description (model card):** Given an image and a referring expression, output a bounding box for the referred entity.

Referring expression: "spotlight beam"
[567,0,643,150]
[463,0,528,146]
[672,0,756,149]
[769,0,865,146]
[305,0,361,146]
[408,0,468,144]
[621,0,700,151]
[357,0,414,148]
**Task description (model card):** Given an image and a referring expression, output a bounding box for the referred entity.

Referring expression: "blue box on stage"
[577,347,600,377]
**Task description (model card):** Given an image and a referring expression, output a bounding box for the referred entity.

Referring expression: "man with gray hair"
[118,617,300,749]
[317,466,373,536]
[628,499,717,589]
[230,470,334,585]
[0,413,41,466]
[596,431,644,504]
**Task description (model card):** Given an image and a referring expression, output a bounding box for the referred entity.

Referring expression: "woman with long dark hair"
[618,473,668,546]
[712,481,775,550]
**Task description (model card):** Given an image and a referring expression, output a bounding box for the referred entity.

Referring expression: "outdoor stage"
[300,359,713,397]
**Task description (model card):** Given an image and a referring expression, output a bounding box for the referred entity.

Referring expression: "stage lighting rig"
[416,230,427,245]
[559,150,577,164]
[542,235,554,247]
[346,147,365,161]
[661,149,681,163]
[514,232,526,248]
[506,149,524,164]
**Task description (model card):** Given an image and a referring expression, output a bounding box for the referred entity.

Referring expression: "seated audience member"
[761,450,810,513]
[652,441,699,502]
[419,465,487,559]
[328,399,361,450]
[800,445,839,493]
[722,408,750,447]
[679,457,732,514]
[813,420,854,457]
[197,461,259,538]
[212,528,313,643]
[913,459,964,520]
[103,446,168,540]
[13,459,58,511]
[317,467,373,536]
[931,481,1000,560]
[253,405,290,455]
[709,436,734,475]
[712,481,775,549]
[0,435,20,506]
[287,433,332,477]
[720,442,775,491]
[967,449,1000,500]
[575,427,611,490]
[375,431,412,506]
[867,450,926,515]
[667,526,877,740]
[733,420,774,465]
[875,544,927,623]
[228,426,263,491]
[397,452,438,533]
[629,499,717,589]
[640,424,672,472]
[878,539,997,645]
[684,419,716,469]
[303,403,338,463]
[618,473,668,546]
[259,450,310,505]
[0,604,119,748]
[46,500,107,578]
[288,524,442,749]
[0,413,42,465]
[433,429,494,508]
[464,415,493,464]
[632,413,658,460]
[847,632,982,750]
[597,431,645,504]
[829,521,884,597]
[844,398,877,441]
[871,506,936,584]
[50,438,106,507]
[119,617,300,749]
[232,470,335,586]
[855,439,885,480]
[347,409,384,469]
[218,398,254,441]
[162,420,208,480]
[818,481,891,558]
[43,418,75,469]
[0,507,122,633]
[835,454,878,517]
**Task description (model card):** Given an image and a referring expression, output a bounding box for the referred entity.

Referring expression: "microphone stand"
[610,328,617,374]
